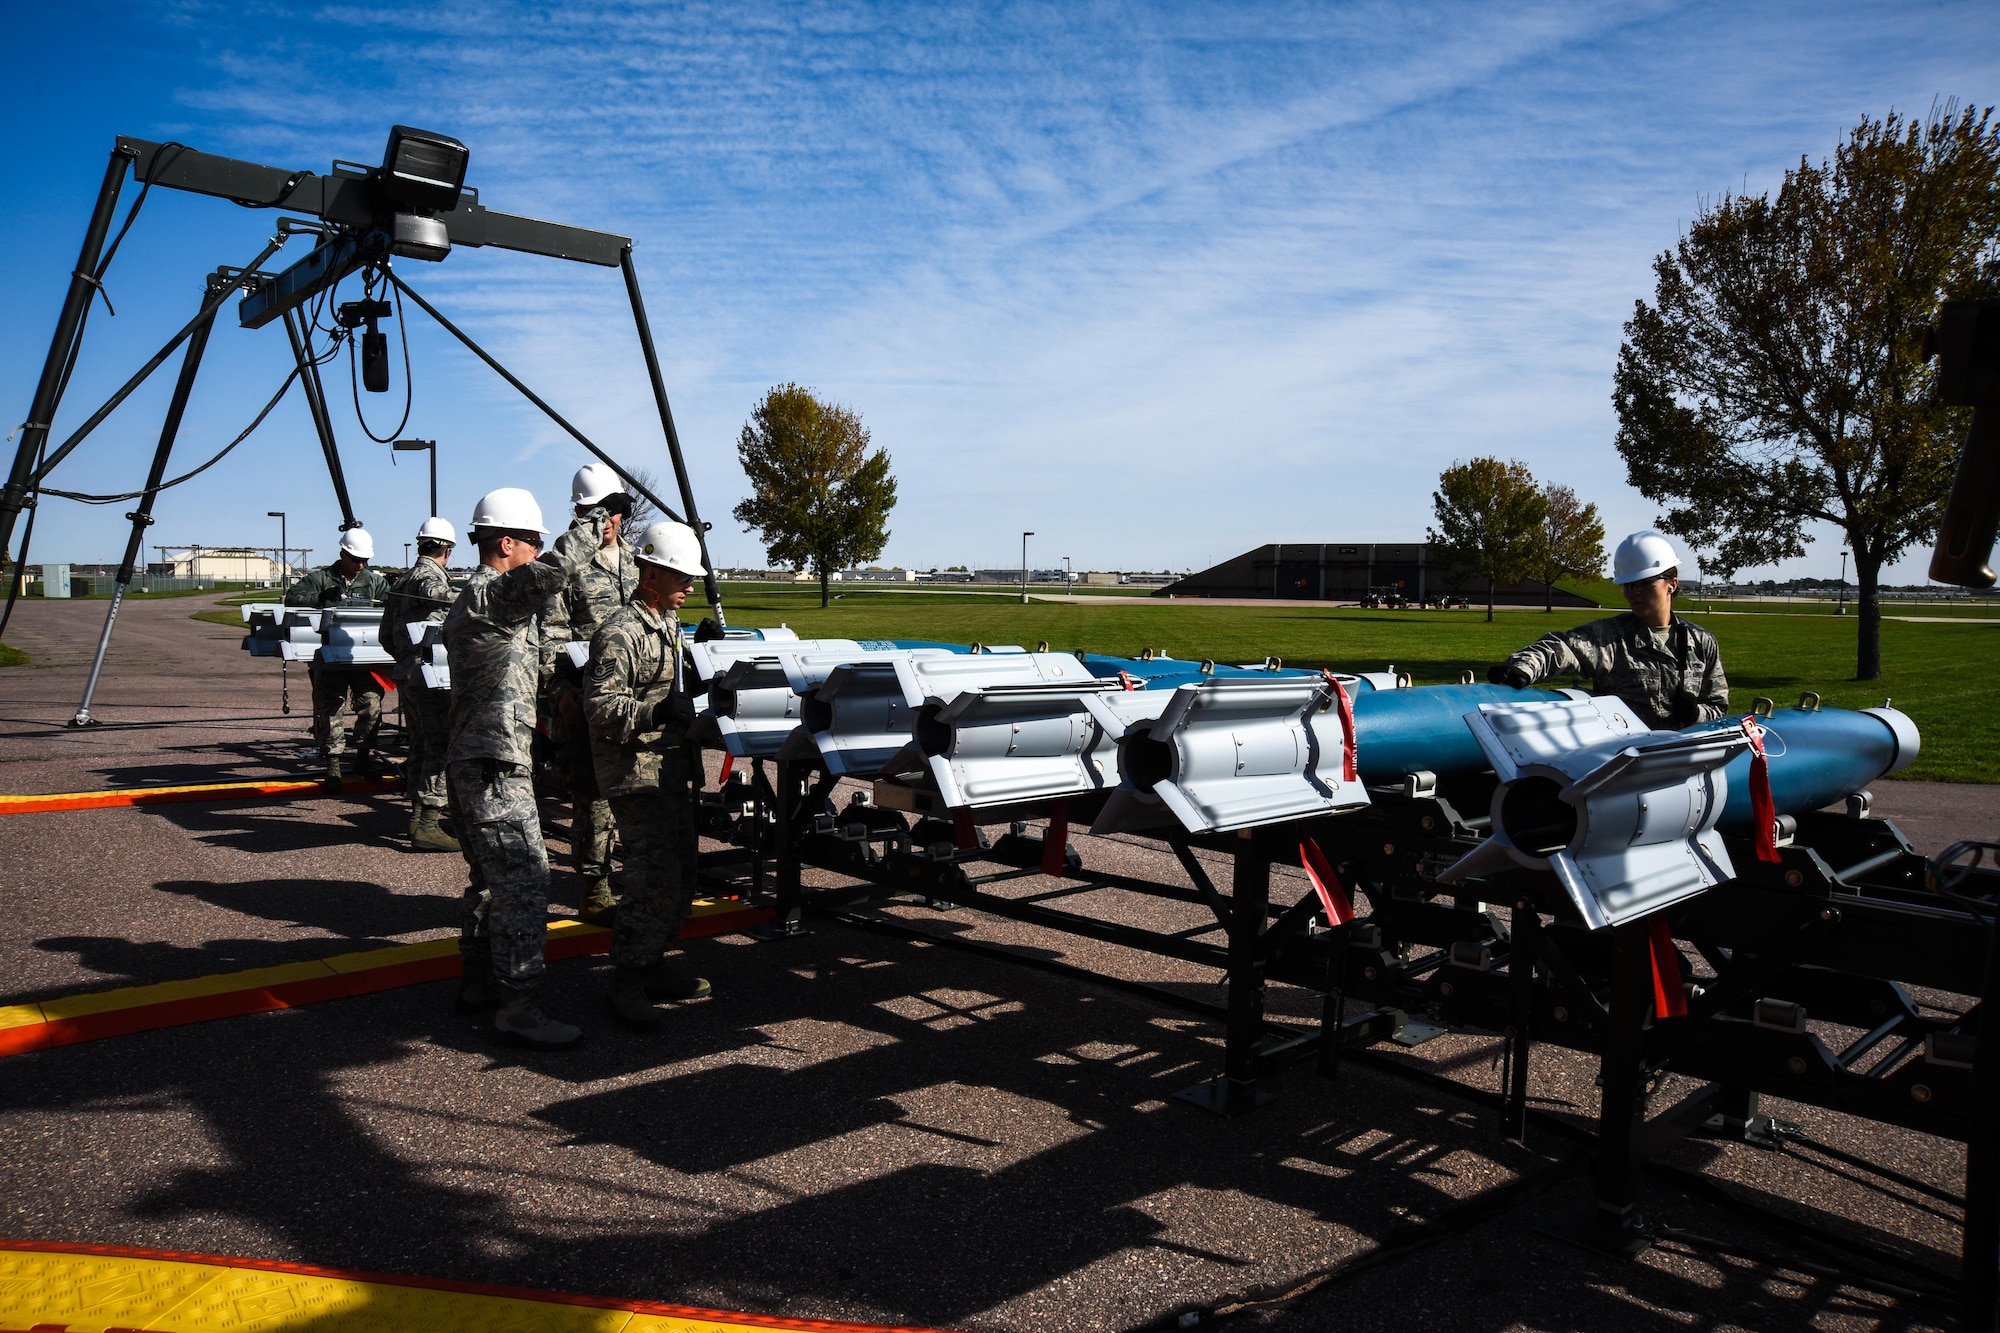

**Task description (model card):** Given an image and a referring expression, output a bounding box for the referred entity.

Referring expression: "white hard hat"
[416,516,457,544]
[339,528,375,559]
[632,519,706,576]
[468,488,549,536]
[571,462,627,508]
[1612,530,1680,585]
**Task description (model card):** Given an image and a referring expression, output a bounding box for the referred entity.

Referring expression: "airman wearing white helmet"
[1489,530,1728,730]
[383,517,460,851]
[440,485,617,1050]
[284,527,393,785]
[582,518,710,1030]
[539,462,641,924]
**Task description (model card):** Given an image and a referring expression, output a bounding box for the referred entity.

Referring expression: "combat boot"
[642,959,712,1001]
[322,753,345,792]
[411,807,460,853]
[492,981,583,1050]
[353,750,386,780]
[578,877,617,926]
[605,969,665,1031]
[456,957,502,1014]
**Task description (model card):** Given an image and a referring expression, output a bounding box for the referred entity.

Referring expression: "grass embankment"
[0,642,25,668]
[695,586,1996,784]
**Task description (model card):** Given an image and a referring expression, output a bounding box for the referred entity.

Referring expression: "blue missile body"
[1713,704,1919,830]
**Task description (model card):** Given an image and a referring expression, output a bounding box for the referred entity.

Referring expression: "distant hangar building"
[1155,542,1598,607]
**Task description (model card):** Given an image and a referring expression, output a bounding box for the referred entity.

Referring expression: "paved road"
[0,593,1985,1331]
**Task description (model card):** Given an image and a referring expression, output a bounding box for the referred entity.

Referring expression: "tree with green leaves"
[731,384,897,608]
[1615,103,2000,680]
[1429,457,1549,621]
[1530,483,1607,611]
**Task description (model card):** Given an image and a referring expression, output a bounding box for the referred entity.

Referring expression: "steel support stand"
[281,308,359,529]
[71,275,221,727]
[1549,918,1655,1257]
[620,247,723,625]
[1505,899,1538,1143]
[0,144,132,563]
[1179,829,1276,1114]
[1963,913,2000,1332]
[750,758,810,939]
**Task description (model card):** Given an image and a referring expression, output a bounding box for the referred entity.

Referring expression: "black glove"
[1488,663,1533,689]
[598,492,634,519]
[650,691,697,733]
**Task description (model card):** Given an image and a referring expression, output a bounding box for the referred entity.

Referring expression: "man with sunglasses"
[1488,530,1728,730]
[443,486,628,1050]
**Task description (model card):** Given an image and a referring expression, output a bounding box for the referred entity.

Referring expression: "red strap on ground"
[1299,836,1355,926]
[1743,720,1781,863]
[718,754,735,784]
[370,670,397,694]
[1648,915,1689,1018]
[1041,799,1070,876]
[952,807,976,851]
[1321,671,1359,782]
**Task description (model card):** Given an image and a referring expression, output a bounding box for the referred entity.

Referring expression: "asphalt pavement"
[0,591,1989,1332]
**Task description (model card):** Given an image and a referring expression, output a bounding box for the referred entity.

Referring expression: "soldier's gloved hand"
[650,691,697,733]
[598,492,634,519]
[1488,663,1533,689]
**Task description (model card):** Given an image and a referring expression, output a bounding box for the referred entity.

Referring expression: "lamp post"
[267,511,287,592]
[1838,548,1849,616]
[1021,531,1034,605]
[392,438,439,517]
[404,541,412,568]
[1064,554,1072,587]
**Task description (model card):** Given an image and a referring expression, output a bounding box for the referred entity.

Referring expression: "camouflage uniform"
[383,557,455,813]
[1503,612,1729,730]
[540,541,640,884]
[285,563,393,764]
[583,600,697,972]
[444,515,607,984]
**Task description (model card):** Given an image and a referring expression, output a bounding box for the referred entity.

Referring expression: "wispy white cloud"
[3,0,1996,584]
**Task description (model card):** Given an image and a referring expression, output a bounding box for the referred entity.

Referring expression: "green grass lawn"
[0,642,25,668]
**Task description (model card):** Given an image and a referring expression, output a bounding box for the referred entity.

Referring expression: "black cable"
[0,441,45,642]
[1780,1125,1967,1208]
[37,366,299,505]
[348,269,412,443]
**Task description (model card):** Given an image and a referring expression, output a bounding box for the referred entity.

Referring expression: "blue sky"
[2,1,1994,581]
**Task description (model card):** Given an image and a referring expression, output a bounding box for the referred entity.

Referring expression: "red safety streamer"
[1743,720,1781,863]
[718,754,735,785]
[951,806,977,851]
[370,671,397,695]
[1117,671,1140,691]
[1299,836,1355,927]
[1647,916,1689,1019]
[1041,799,1070,877]
[1321,671,1359,783]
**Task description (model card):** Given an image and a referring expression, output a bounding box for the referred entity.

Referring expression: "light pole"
[393,438,439,517]
[268,511,287,592]
[1064,555,1072,587]
[1020,531,1034,605]
[404,541,412,568]
[1838,548,1849,616]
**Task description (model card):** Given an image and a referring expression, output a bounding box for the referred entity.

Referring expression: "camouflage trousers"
[555,713,616,881]
[402,683,451,812]
[448,758,551,984]
[608,766,698,971]
[309,664,384,762]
